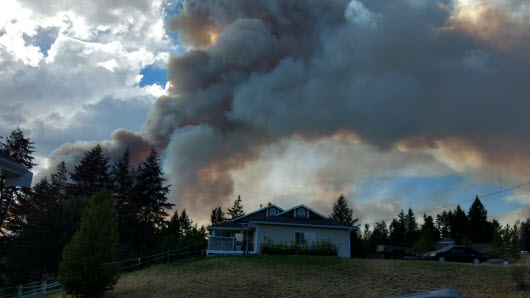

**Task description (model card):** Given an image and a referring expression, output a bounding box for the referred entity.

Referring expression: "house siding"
[256,224,351,258]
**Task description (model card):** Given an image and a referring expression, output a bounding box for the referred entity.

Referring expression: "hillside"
[104,256,529,297]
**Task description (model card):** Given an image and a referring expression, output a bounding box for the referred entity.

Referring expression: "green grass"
[104,256,530,297]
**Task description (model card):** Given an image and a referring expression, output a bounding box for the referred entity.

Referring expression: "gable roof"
[276,204,328,219]
[229,204,284,222]
[207,203,358,231]
[250,216,356,230]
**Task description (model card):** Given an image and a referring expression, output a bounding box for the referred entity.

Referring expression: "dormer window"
[296,208,306,217]
[269,208,277,216]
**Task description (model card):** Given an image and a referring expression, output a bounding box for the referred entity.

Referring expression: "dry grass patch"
[105,256,529,297]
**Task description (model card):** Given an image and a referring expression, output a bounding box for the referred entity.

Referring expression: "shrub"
[259,238,338,256]
[59,189,119,297]
[511,262,530,289]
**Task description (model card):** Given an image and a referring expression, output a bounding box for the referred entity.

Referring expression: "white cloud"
[0,0,173,162]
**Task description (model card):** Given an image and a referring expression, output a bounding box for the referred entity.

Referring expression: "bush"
[511,263,530,289]
[259,238,338,256]
[59,189,119,297]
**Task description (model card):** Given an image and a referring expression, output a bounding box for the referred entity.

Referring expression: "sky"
[1,0,530,226]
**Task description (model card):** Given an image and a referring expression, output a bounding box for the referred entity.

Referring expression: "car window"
[451,248,465,254]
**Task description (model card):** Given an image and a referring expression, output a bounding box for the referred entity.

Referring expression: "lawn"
[101,256,530,297]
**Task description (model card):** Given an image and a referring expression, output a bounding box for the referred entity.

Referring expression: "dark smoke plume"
[47,0,530,219]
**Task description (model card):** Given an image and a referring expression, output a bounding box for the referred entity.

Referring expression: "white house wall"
[256,224,351,258]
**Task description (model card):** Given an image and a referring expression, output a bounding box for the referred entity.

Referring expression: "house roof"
[276,204,328,219]
[207,221,246,230]
[0,150,19,165]
[207,203,358,231]
[229,204,284,222]
[250,216,357,230]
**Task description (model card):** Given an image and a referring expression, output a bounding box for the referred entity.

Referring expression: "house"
[206,204,357,258]
[0,150,33,187]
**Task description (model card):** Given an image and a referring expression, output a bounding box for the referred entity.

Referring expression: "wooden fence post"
[42,280,47,295]
[17,285,22,298]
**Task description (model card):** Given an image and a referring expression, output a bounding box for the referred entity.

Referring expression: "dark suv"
[421,245,487,264]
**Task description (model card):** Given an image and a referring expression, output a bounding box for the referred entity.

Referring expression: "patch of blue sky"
[162,0,184,46]
[352,174,521,218]
[139,65,167,87]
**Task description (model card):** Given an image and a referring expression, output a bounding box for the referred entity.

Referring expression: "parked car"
[421,245,487,264]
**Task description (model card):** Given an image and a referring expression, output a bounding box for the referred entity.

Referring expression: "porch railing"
[207,236,234,251]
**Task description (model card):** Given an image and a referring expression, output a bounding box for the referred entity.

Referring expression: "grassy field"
[99,256,530,297]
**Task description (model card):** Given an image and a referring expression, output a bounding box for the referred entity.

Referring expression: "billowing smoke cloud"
[46,0,530,221]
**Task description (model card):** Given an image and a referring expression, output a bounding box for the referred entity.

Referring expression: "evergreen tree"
[404,208,419,247]
[436,210,452,239]
[50,161,69,202]
[520,217,530,251]
[70,145,110,197]
[210,207,226,225]
[0,128,35,237]
[0,127,36,169]
[371,221,389,245]
[451,205,469,244]
[330,194,358,225]
[179,209,192,237]
[390,210,406,246]
[414,214,440,253]
[110,148,133,213]
[468,196,491,243]
[132,149,173,254]
[110,149,140,257]
[227,195,245,219]
[167,210,181,240]
[8,177,66,281]
[58,189,119,297]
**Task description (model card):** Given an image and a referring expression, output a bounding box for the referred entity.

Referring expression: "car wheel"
[473,258,480,264]
[438,257,445,262]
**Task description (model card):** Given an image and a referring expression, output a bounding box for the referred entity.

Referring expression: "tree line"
[343,196,530,259]
[0,128,206,287]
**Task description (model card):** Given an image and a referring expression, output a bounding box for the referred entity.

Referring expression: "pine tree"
[133,149,173,228]
[167,210,181,240]
[330,194,358,225]
[50,161,69,202]
[468,196,490,243]
[70,145,110,197]
[58,189,119,297]
[0,127,36,169]
[131,149,173,254]
[414,214,440,253]
[520,218,530,251]
[451,205,469,244]
[110,148,133,213]
[228,195,245,219]
[404,208,419,247]
[390,210,406,246]
[371,221,389,245]
[0,128,35,237]
[210,207,226,225]
[179,209,192,237]
[436,210,452,239]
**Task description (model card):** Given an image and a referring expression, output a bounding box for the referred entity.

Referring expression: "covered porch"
[206,227,256,256]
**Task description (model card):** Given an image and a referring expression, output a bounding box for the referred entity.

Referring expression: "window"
[269,208,277,216]
[297,208,306,217]
[295,232,305,244]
